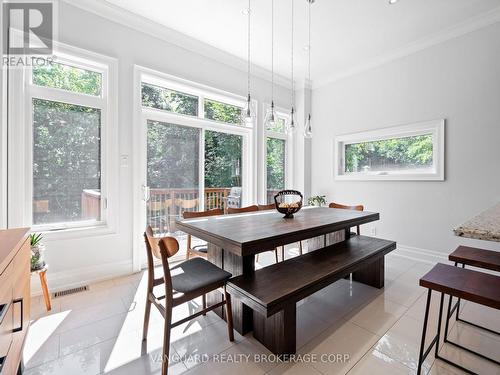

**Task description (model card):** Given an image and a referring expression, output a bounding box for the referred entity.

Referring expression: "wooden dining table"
[176,206,381,335]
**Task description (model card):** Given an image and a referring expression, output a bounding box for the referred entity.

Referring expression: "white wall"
[311,22,500,255]
[29,2,292,291]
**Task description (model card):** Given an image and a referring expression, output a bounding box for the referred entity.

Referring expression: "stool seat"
[449,245,500,272]
[419,263,500,310]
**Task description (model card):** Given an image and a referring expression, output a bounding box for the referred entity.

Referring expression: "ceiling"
[101,0,500,86]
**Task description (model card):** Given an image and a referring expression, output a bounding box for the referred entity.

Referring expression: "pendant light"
[287,0,297,134]
[241,0,255,125]
[264,0,277,130]
[304,0,313,139]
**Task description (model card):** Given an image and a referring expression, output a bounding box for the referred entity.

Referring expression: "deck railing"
[82,187,283,235]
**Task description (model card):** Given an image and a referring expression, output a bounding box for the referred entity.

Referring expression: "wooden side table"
[32,265,52,311]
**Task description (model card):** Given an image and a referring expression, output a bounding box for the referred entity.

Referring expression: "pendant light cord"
[308,0,311,83]
[271,0,274,104]
[247,0,251,97]
[291,0,294,109]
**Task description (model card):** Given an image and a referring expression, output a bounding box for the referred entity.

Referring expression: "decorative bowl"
[274,190,303,218]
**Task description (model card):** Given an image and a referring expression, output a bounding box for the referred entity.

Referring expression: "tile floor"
[24,249,500,375]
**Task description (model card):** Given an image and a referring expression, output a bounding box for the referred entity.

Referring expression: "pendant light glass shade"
[304,0,313,138]
[241,94,255,125]
[304,113,312,138]
[287,107,297,134]
[265,101,277,129]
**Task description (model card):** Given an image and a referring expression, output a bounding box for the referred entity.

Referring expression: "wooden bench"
[447,246,500,336]
[227,235,396,355]
[417,263,500,375]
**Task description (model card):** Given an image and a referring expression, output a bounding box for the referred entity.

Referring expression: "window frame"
[262,104,293,202]
[334,119,445,181]
[8,42,118,237]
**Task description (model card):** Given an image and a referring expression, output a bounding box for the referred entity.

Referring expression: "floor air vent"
[53,285,89,298]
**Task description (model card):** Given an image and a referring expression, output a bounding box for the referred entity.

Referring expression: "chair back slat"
[145,225,162,259]
[329,202,364,211]
[258,203,275,211]
[183,208,224,219]
[227,205,259,214]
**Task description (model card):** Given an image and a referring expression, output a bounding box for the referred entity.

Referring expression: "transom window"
[141,82,244,127]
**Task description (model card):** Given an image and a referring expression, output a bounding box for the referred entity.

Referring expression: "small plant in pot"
[30,233,46,271]
[308,195,327,207]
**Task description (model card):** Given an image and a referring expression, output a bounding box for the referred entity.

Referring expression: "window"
[20,47,117,232]
[265,110,289,203]
[142,83,198,116]
[33,62,102,96]
[335,120,445,181]
[204,98,242,125]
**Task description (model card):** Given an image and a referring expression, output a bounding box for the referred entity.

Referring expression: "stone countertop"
[454,203,500,242]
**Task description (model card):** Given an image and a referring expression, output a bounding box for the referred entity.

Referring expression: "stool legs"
[417,289,433,375]
[39,270,52,311]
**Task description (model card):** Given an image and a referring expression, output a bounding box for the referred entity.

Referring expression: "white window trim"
[133,65,256,269]
[0,2,5,229]
[334,119,445,181]
[261,103,293,203]
[8,41,118,238]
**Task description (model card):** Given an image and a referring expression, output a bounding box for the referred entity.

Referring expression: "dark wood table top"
[420,263,500,310]
[176,207,380,256]
[449,245,500,272]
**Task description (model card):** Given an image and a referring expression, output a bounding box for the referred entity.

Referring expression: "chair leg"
[224,287,234,342]
[298,241,303,255]
[202,294,207,316]
[256,253,260,263]
[143,296,152,341]
[274,248,278,263]
[40,270,52,311]
[281,246,285,261]
[162,304,172,375]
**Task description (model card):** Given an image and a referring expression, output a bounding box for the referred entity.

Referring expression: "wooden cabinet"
[0,228,31,375]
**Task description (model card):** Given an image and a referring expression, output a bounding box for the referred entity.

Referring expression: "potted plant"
[30,233,46,271]
[308,195,327,207]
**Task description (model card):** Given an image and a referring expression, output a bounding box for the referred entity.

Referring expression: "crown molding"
[60,0,292,89]
[314,6,500,89]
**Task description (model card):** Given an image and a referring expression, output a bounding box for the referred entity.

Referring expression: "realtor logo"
[3,2,53,55]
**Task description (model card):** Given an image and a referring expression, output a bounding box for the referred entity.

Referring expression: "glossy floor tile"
[24,252,500,375]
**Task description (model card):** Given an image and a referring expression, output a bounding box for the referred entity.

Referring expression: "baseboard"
[31,260,135,297]
[392,244,449,265]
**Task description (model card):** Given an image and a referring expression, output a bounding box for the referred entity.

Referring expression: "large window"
[266,110,289,203]
[23,50,116,231]
[335,120,445,181]
[139,72,252,236]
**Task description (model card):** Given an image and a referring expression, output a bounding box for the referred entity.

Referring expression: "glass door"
[146,120,202,240]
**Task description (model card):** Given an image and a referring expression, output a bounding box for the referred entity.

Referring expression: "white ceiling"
[101,0,500,85]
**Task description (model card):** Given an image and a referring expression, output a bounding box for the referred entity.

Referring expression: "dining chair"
[329,202,364,235]
[183,208,224,259]
[143,226,234,375]
[257,204,303,261]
